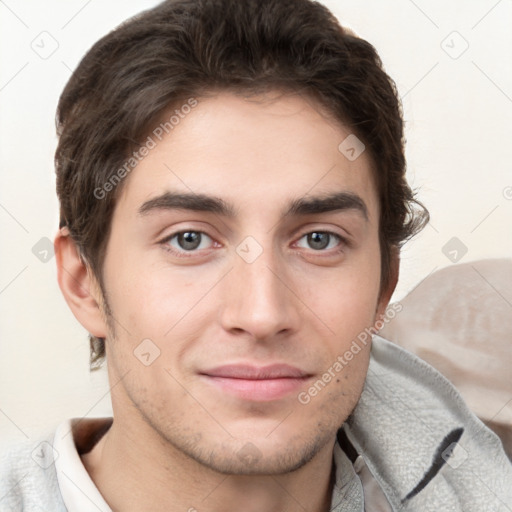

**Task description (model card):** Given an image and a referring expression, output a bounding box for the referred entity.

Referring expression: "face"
[96,91,391,474]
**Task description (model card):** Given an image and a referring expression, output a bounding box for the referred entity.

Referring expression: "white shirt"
[53,418,112,512]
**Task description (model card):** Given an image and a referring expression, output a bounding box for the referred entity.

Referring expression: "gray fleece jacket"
[1,335,511,511]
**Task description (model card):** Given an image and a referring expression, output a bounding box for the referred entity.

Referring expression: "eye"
[161,230,215,256]
[159,229,348,259]
[295,231,346,252]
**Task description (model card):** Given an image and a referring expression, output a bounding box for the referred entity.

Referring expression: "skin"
[55,91,398,512]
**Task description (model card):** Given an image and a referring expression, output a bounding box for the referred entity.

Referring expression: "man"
[1,0,511,510]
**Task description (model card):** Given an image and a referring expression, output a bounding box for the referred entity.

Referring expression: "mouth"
[199,364,313,402]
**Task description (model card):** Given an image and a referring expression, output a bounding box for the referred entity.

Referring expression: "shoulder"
[0,427,67,511]
[344,335,512,511]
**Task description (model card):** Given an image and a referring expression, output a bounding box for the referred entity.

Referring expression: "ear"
[54,227,108,338]
[374,246,400,322]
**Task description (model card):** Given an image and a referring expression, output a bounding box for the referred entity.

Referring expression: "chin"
[182,430,333,476]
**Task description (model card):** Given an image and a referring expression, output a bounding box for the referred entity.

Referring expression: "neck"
[81,417,337,512]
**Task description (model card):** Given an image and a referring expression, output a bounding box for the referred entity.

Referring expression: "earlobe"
[54,227,108,339]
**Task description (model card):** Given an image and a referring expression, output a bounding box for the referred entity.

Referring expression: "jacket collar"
[343,335,512,511]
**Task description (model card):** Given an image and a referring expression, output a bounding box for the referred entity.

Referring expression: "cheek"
[103,250,187,333]
[305,248,381,341]
[103,259,222,376]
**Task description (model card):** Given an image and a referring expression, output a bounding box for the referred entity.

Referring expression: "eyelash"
[159,229,350,259]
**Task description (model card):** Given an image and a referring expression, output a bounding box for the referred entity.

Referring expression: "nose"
[218,240,302,341]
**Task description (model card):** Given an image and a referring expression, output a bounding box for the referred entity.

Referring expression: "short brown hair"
[55,0,429,370]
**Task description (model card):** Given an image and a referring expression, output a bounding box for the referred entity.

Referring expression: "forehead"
[115,91,378,223]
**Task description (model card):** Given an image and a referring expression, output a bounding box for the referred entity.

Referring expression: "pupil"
[309,232,328,250]
[180,232,200,250]
[176,232,330,251]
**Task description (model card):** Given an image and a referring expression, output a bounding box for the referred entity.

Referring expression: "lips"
[199,364,312,401]
[200,363,310,380]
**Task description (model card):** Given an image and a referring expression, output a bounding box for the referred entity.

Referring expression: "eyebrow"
[138,190,369,221]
